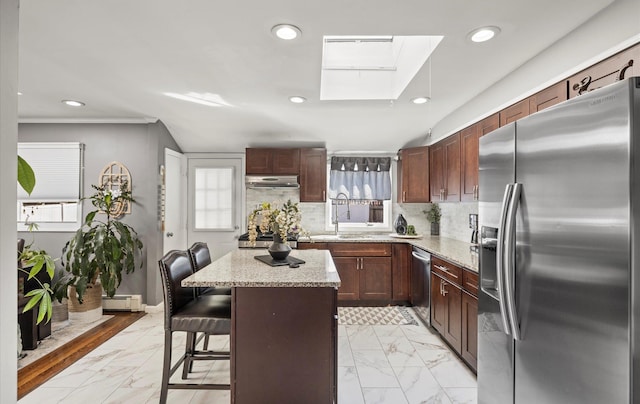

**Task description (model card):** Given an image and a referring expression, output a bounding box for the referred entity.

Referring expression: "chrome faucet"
[334,192,351,235]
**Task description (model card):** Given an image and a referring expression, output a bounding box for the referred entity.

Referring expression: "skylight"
[320,35,443,101]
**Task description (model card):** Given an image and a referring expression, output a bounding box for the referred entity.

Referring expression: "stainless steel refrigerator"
[478,77,640,404]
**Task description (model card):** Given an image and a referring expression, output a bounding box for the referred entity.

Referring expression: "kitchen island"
[182,249,340,404]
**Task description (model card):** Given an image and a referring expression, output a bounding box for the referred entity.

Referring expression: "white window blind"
[17,142,83,199]
[194,167,234,230]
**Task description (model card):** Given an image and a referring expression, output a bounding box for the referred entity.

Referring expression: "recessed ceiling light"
[289,96,306,104]
[17,92,22,96]
[272,24,301,40]
[411,97,430,104]
[62,99,85,107]
[468,26,501,43]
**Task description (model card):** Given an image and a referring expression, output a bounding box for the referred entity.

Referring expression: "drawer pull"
[434,264,458,279]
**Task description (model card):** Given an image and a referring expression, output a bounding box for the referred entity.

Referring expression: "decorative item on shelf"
[407,225,417,236]
[394,214,408,235]
[99,161,132,217]
[248,200,306,261]
[424,203,441,236]
[61,181,143,323]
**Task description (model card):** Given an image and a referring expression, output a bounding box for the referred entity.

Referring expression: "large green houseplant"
[17,157,58,324]
[62,182,143,303]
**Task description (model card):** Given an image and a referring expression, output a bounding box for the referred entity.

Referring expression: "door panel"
[431,274,446,333]
[359,257,392,300]
[333,257,358,300]
[164,149,187,253]
[443,282,462,353]
[187,155,244,261]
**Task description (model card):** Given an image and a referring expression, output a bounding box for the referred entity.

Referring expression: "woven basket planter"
[68,284,103,323]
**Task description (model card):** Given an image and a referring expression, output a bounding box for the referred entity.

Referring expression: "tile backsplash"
[246,188,477,243]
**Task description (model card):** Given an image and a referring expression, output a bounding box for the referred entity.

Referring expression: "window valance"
[328,156,392,200]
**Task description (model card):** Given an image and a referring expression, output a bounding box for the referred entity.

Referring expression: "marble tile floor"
[19,307,477,404]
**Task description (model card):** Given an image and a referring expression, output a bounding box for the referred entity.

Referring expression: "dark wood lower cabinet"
[461,291,478,371]
[359,257,392,300]
[232,287,337,404]
[431,273,462,354]
[333,257,359,300]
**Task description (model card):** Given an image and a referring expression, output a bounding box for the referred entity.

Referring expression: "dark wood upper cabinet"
[569,43,640,99]
[479,113,500,137]
[431,133,461,202]
[529,81,568,113]
[246,148,300,175]
[460,113,499,202]
[299,148,327,202]
[500,99,530,126]
[460,125,479,202]
[398,146,430,203]
[429,142,444,202]
[443,134,461,202]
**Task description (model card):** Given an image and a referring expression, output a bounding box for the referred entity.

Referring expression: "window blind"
[17,142,83,200]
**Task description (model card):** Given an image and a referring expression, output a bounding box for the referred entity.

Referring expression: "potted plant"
[424,203,441,236]
[61,182,143,320]
[248,200,306,260]
[18,233,56,325]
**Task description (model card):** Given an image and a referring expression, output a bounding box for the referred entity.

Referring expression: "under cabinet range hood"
[245,175,300,189]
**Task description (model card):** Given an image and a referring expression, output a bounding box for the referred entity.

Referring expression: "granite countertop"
[304,233,479,272]
[181,249,341,288]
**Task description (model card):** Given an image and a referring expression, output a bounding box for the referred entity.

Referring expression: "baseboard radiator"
[102,294,143,312]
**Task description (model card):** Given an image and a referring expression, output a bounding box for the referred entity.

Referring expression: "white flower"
[110,189,122,199]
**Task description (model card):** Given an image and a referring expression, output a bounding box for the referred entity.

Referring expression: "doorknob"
[166,232,174,237]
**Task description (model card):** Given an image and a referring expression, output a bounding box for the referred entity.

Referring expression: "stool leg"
[160,330,173,404]
[203,333,210,350]
[182,332,196,379]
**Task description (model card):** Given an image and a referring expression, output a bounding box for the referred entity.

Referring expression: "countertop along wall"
[246,187,477,243]
[18,121,181,305]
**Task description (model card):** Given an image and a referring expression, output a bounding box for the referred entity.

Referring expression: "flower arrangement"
[247,200,305,246]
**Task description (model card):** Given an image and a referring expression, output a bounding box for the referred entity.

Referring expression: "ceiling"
[17,0,616,153]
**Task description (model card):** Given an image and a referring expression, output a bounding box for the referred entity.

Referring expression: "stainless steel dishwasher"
[411,247,431,327]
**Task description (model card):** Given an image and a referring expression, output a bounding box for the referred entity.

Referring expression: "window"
[325,156,394,232]
[17,142,83,231]
[193,167,234,230]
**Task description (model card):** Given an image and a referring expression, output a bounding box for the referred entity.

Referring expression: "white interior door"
[164,148,187,253]
[187,155,244,261]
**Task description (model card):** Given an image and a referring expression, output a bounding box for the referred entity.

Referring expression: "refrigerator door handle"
[504,182,522,340]
[496,183,514,336]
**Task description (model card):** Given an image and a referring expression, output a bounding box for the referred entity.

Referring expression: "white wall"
[0,0,19,401]
[431,0,640,143]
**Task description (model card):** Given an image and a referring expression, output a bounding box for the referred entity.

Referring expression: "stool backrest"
[188,242,211,271]
[158,250,196,328]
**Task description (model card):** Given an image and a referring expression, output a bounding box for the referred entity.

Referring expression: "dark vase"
[394,214,408,235]
[430,222,440,236]
[268,229,292,261]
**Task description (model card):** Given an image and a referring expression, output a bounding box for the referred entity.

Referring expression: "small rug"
[338,306,418,326]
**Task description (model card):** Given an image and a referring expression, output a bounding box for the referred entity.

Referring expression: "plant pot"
[68,284,103,324]
[268,230,292,261]
[51,298,69,322]
[430,222,440,236]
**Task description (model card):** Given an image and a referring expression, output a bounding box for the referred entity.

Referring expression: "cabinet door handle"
[402,191,406,202]
[442,280,448,296]
[322,190,326,201]
[434,264,458,279]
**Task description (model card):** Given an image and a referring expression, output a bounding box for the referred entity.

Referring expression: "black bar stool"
[158,249,231,404]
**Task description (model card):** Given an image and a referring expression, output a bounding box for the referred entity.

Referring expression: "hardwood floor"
[17,311,146,400]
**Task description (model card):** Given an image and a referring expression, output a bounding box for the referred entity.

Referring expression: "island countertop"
[181,249,341,288]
